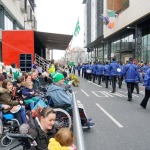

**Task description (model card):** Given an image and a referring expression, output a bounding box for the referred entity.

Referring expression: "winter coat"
[28,117,57,150]
[140,65,149,74]
[47,83,72,107]
[143,68,150,90]
[38,75,46,87]
[0,87,19,112]
[134,71,141,83]
[96,64,104,75]
[48,138,74,150]
[32,78,40,92]
[104,64,110,76]
[22,87,34,100]
[110,61,119,76]
[81,65,86,73]
[123,62,138,83]
[117,65,123,77]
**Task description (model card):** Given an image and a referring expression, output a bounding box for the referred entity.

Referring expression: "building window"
[4,15,13,30]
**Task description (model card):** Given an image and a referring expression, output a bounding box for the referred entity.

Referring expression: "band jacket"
[143,68,150,90]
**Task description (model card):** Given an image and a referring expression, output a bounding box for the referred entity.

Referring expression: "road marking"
[87,81,102,87]
[102,91,114,97]
[114,92,127,97]
[119,90,139,97]
[96,103,124,128]
[140,91,144,94]
[81,89,89,97]
[92,91,109,97]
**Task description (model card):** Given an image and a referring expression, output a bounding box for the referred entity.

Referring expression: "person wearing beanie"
[47,73,95,128]
[53,73,64,83]
[123,57,139,101]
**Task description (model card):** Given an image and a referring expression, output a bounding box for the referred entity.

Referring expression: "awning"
[34,31,73,50]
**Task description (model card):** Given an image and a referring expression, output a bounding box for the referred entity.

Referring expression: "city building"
[0,0,37,61]
[83,0,150,63]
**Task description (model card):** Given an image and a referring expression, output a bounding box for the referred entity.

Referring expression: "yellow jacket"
[48,64,55,74]
[48,138,71,150]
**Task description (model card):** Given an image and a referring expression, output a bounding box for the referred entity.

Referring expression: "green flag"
[107,10,115,17]
[74,19,80,37]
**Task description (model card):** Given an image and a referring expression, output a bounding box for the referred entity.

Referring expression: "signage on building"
[137,27,142,53]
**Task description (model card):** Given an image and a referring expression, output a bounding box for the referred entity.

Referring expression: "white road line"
[114,92,127,97]
[96,103,124,128]
[102,91,114,97]
[92,91,109,97]
[81,89,89,97]
[119,90,139,97]
[87,81,102,87]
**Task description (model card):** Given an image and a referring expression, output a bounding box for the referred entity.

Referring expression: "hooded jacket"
[47,83,72,107]
[0,87,19,113]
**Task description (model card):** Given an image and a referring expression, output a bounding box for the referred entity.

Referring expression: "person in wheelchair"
[0,79,27,124]
[47,73,95,128]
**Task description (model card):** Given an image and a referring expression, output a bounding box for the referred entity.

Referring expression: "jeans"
[20,107,26,123]
[30,101,35,110]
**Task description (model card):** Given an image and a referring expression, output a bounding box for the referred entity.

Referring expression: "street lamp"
[127,26,138,61]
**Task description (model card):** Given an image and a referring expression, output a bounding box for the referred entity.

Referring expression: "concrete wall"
[104,0,150,38]
[0,0,36,29]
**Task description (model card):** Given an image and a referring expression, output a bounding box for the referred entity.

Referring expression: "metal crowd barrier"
[72,93,86,150]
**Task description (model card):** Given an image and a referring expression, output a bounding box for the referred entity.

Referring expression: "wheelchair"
[34,87,72,129]
[0,109,20,147]
[6,133,38,150]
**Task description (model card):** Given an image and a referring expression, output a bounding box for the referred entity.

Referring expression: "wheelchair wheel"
[0,119,3,138]
[1,135,12,146]
[54,108,72,129]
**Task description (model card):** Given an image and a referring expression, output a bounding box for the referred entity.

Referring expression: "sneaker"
[82,122,95,129]
[87,122,95,128]
[88,118,92,122]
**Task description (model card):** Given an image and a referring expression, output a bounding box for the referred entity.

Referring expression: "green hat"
[53,73,64,83]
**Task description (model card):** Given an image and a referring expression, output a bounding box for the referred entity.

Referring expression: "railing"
[72,93,86,150]
[35,53,49,72]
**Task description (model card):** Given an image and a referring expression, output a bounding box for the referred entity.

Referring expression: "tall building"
[83,0,104,62]
[83,0,150,63]
[0,0,37,61]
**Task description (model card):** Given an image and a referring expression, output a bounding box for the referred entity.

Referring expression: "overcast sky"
[36,0,84,60]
